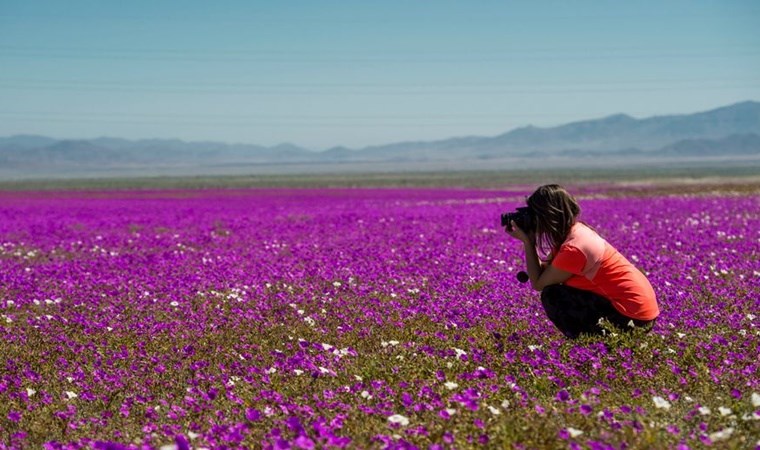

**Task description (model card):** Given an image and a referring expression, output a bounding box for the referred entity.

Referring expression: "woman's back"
[552,222,659,321]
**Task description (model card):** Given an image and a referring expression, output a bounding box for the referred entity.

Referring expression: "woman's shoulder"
[567,222,601,242]
[562,222,606,254]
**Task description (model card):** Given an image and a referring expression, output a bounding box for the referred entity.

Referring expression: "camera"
[501,206,535,232]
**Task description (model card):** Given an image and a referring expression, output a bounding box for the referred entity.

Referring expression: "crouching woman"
[505,184,659,339]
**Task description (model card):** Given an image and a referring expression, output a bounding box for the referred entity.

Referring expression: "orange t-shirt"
[551,222,659,321]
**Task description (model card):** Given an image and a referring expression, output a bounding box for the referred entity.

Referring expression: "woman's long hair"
[526,184,581,260]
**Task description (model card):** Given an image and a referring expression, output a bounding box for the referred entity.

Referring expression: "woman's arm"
[507,221,573,291]
[521,241,572,291]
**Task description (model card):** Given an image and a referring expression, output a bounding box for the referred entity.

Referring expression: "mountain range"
[1,100,759,179]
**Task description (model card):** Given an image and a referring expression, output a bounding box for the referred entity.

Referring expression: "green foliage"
[1,288,758,448]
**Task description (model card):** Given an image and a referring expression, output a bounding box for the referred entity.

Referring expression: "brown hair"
[526,184,581,259]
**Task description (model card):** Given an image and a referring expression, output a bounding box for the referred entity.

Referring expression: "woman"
[505,184,659,338]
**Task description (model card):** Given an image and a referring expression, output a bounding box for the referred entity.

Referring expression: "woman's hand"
[505,221,534,244]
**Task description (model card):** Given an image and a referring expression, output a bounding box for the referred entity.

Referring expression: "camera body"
[501,206,535,232]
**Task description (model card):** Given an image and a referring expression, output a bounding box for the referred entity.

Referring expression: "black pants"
[541,284,655,339]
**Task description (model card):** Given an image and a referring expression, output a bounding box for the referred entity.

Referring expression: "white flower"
[318,366,330,374]
[652,396,671,410]
[527,345,541,352]
[354,375,363,381]
[381,340,399,347]
[332,281,342,287]
[501,399,510,410]
[360,390,372,399]
[265,367,277,374]
[698,406,711,416]
[387,414,410,426]
[453,348,467,358]
[445,408,456,416]
[751,392,760,407]
[187,431,199,439]
[487,405,501,415]
[65,391,78,400]
[444,382,459,390]
[708,427,734,442]
[293,369,304,375]
[566,427,584,438]
[676,332,686,338]
[718,406,732,416]
[321,343,333,351]
[170,301,179,307]
[303,316,315,326]
[26,388,36,397]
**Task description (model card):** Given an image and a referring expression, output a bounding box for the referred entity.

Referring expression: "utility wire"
[1,49,759,63]
[0,111,583,120]
[1,43,757,55]
[0,82,756,95]
[0,116,523,128]
[1,77,757,89]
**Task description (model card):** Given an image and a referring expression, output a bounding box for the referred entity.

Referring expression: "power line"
[1,43,757,56]
[0,111,582,120]
[0,82,757,95]
[1,76,758,89]
[1,49,759,63]
[1,10,757,23]
[0,115,524,128]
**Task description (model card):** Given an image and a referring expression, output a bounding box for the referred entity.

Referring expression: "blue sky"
[1,1,759,150]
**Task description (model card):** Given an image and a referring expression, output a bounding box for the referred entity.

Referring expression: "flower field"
[0,187,758,449]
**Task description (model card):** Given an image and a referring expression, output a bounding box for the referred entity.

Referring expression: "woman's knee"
[541,283,562,298]
[540,284,574,320]
[540,284,569,306]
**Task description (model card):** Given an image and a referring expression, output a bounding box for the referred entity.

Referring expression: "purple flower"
[2,188,758,448]
[245,408,261,422]
[175,435,190,450]
[293,436,315,450]
[93,443,131,450]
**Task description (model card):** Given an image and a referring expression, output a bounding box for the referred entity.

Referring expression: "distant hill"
[337,100,760,161]
[658,133,760,156]
[1,100,759,179]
